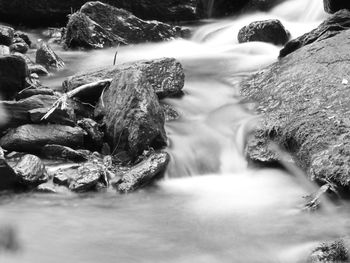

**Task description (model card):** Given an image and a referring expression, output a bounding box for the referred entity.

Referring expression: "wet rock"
[29,107,76,126]
[14,31,32,46]
[41,144,88,162]
[0,25,14,46]
[10,38,29,54]
[280,10,350,58]
[12,154,48,187]
[36,182,57,193]
[308,239,349,263]
[324,0,350,14]
[0,45,10,55]
[162,104,180,121]
[0,55,27,100]
[95,68,167,158]
[0,124,86,153]
[241,27,350,188]
[0,95,58,129]
[0,150,20,190]
[69,162,106,192]
[115,151,170,193]
[16,87,54,100]
[77,118,104,151]
[63,58,185,100]
[13,52,49,76]
[238,19,289,45]
[65,1,183,48]
[36,42,64,69]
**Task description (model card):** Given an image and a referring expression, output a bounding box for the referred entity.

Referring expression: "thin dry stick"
[113,43,120,66]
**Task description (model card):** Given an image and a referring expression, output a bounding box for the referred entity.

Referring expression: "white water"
[2,1,347,263]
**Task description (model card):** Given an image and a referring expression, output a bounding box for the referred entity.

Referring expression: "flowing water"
[2,0,349,262]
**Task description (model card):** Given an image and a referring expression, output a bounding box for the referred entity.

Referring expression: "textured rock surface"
[63,58,185,99]
[36,42,64,69]
[41,144,88,162]
[0,55,27,100]
[0,154,19,190]
[69,162,105,192]
[77,118,104,151]
[0,25,14,46]
[280,10,350,57]
[241,28,350,188]
[95,68,167,157]
[0,124,86,153]
[308,238,349,262]
[238,19,289,45]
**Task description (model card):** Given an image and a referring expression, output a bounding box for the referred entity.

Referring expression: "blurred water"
[1,0,346,262]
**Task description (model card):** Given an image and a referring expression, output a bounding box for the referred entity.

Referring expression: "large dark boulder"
[95,68,167,158]
[63,58,185,100]
[324,0,350,13]
[0,55,27,100]
[238,19,289,45]
[241,27,350,189]
[0,25,14,46]
[65,1,183,48]
[0,124,86,153]
[115,151,170,193]
[280,10,350,58]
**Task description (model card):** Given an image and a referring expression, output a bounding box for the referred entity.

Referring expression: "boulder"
[10,38,29,54]
[36,42,64,69]
[238,19,289,45]
[308,238,349,262]
[95,68,167,158]
[41,144,88,162]
[77,118,104,151]
[63,58,185,100]
[12,154,48,187]
[241,27,350,188]
[0,45,10,55]
[0,55,27,100]
[280,10,350,58]
[115,151,170,193]
[324,0,350,13]
[13,52,49,76]
[65,1,183,48]
[0,124,86,153]
[0,25,14,46]
[14,31,32,46]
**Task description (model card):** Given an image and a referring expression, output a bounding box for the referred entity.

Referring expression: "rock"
[308,239,349,262]
[10,38,29,54]
[95,68,167,158]
[241,27,350,188]
[0,154,19,190]
[69,162,106,192]
[13,52,49,76]
[115,151,170,193]
[162,104,180,121]
[15,87,54,100]
[238,19,289,45]
[36,42,64,69]
[77,118,104,151]
[0,124,86,153]
[0,45,10,55]
[29,107,75,126]
[280,10,350,58]
[14,31,32,46]
[65,1,183,48]
[12,154,48,187]
[0,0,199,27]
[0,95,58,130]
[41,144,88,162]
[0,55,27,100]
[324,0,350,13]
[53,172,70,187]
[35,182,57,193]
[63,58,185,100]
[0,25,14,46]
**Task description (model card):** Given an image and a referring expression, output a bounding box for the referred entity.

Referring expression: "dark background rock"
[238,19,289,45]
[241,28,350,188]
[41,144,88,162]
[0,25,14,46]
[324,0,350,13]
[36,42,64,70]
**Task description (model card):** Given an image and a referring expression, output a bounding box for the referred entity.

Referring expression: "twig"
[113,43,120,66]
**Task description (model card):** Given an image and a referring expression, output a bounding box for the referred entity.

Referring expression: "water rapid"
[2,1,348,262]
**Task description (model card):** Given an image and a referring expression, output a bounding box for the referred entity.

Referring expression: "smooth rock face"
[324,0,350,13]
[95,68,167,157]
[63,58,185,99]
[116,151,170,193]
[0,55,27,100]
[65,1,182,48]
[12,154,48,187]
[36,42,64,69]
[238,19,289,45]
[0,25,14,46]
[280,9,350,57]
[241,28,350,188]
[0,124,86,153]
[41,144,88,162]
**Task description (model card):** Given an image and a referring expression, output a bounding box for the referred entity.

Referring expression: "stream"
[2,0,349,262]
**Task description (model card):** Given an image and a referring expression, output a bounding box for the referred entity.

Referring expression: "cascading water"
[1,1,348,263]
